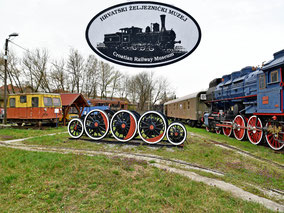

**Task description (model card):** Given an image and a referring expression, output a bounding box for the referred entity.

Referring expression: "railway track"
[207,139,284,169]
[189,132,284,169]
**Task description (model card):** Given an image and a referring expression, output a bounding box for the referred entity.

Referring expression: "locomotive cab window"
[32,97,39,107]
[259,74,266,89]
[44,97,52,107]
[9,98,15,108]
[53,98,61,107]
[20,95,27,103]
[270,70,279,83]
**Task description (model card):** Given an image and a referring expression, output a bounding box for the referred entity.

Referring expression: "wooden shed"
[60,93,89,125]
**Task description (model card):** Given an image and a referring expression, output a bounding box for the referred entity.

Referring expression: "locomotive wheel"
[247,116,263,145]
[222,122,232,137]
[110,110,139,142]
[215,128,221,134]
[138,111,167,144]
[265,121,284,151]
[166,122,187,146]
[68,118,84,139]
[233,115,246,141]
[206,126,210,132]
[84,109,109,140]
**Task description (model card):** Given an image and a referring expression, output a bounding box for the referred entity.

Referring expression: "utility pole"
[3,33,18,124]
[3,39,8,124]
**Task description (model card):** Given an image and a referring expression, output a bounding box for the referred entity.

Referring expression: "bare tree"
[7,51,24,93]
[98,61,114,99]
[22,48,50,92]
[67,48,84,93]
[118,73,129,99]
[133,71,154,111]
[152,77,169,105]
[110,70,122,99]
[50,59,68,92]
[83,55,99,98]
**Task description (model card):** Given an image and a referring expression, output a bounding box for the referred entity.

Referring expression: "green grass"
[0,126,67,141]
[22,132,284,204]
[0,147,273,212]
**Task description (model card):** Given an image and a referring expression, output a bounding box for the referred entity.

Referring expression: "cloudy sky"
[1,0,284,97]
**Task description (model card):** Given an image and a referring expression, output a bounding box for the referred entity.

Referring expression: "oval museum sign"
[86,1,201,68]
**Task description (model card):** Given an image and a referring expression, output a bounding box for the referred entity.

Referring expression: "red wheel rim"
[215,129,221,134]
[247,116,263,145]
[265,121,284,151]
[233,115,246,140]
[222,124,232,137]
[206,127,210,132]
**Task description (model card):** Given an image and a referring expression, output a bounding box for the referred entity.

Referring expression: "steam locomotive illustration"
[97,15,182,53]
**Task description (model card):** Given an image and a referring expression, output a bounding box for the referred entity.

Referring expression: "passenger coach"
[164,91,207,127]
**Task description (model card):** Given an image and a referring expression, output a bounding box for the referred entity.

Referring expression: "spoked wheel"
[222,121,232,137]
[233,115,246,141]
[110,110,140,142]
[215,128,221,134]
[84,109,109,140]
[265,121,284,151]
[247,116,263,145]
[68,118,84,139]
[166,122,187,145]
[206,126,210,132]
[138,111,168,144]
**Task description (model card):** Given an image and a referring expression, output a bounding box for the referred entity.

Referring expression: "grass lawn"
[0,147,273,212]
[0,126,67,141]
[22,131,284,204]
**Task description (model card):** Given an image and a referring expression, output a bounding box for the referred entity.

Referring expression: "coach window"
[270,70,279,83]
[9,98,15,108]
[20,95,27,103]
[44,97,52,107]
[32,97,39,107]
[259,74,266,89]
[53,98,61,107]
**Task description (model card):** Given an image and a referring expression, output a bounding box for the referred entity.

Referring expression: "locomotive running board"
[69,136,184,148]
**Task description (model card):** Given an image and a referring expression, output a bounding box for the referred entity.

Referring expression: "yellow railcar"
[7,93,63,125]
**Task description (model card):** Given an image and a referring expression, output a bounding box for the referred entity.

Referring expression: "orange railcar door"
[31,97,40,119]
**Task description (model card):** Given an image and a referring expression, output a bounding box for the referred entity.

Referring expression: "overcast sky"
[1,0,284,98]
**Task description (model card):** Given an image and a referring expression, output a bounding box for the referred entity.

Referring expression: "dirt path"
[0,139,283,212]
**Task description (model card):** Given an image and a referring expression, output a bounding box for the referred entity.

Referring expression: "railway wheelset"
[68,109,187,146]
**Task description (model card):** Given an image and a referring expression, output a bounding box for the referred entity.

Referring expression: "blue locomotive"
[204,49,284,150]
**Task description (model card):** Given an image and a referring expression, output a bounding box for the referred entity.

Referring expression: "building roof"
[164,91,206,105]
[60,93,89,107]
[0,84,21,93]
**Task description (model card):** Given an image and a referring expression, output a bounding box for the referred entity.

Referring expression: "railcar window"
[44,97,52,107]
[9,98,15,108]
[179,104,183,109]
[32,97,39,107]
[259,74,266,89]
[53,98,61,107]
[20,95,26,103]
[270,70,279,83]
